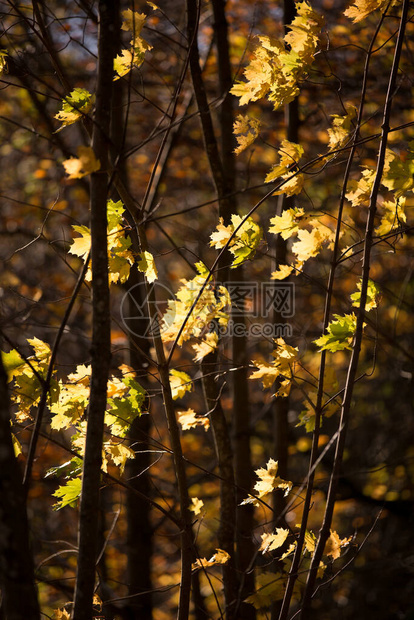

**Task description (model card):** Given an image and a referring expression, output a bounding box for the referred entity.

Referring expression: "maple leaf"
[324,530,352,560]
[53,609,71,620]
[327,104,357,151]
[53,477,82,510]
[121,9,146,33]
[291,228,324,263]
[304,529,317,554]
[382,147,414,197]
[259,528,289,553]
[178,408,210,431]
[192,332,218,362]
[350,278,379,312]
[55,88,94,131]
[0,50,7,74]
[103,440,135,474]
[69,225,91,260]
[63,145,100,179]
[210,214,263,268]
[346,168,375,207]
[375,197,406,236]
[170,369,193,400]
[233,114,261,154]
[192,548,230,570]
[269,207,305,240]
[344,0,395,23]
[161,264,230,345]
[265,140,304,183]
[241,458,292,505]
[114,49,134,80]
[137,251,158,282]
[271,265,293,280]
[250,338,298,396]
[189,497,204,515]
[314,313,357,352]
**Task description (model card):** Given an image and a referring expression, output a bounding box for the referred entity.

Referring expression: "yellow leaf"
[259,528,289,553]
[304,530,316,554]
[241,458,292,505]
[69,225,91,260]
[121,9,146,33]
[114,49,134,80]
[189,497,204,515]
[271,265,293,280]
[192,332,218,362]
[53,609,71,620]
[192,548,230,570]
[170,370,192,400]
[375,197,406,236]
[103,440,135,474]
[346,168,375,207]
[325,530,352,560]
[344,0,393,23]
[269,207,305,239]
[327,104,357,151]
[63,146,100,179]
[233,114,261,154]
[55,88,94,130]
[178,408,210,431]
[137,251,158,283]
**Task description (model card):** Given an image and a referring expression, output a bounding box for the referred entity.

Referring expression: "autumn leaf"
[55,88,94,131]
[314,313,357,352]
[382,147,414,197]
[344,0,396,23]
[346,168,375,207]
[162,263,230,345]
[209,214,263,268]
[178,408,210,431]
[324,530,352,560]
[53,477,82,510]
[375,197,406,236]
[271,265,293,280]
[350,278,379,311]
[327,104,357,151]
[189,497,204,515]
[170,369,193,400]
[137,251,158,282]
[233,114,261,154]
[192,548,230,570]
[265,140,304,183]
[259,528,289,553]
[241,458,292,505]
[192,332,218,362]
[250,338,298,396]
[62,146,100,179]
[269,207,305,239]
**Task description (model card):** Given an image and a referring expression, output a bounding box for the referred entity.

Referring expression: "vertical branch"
[300,2,409,615]
[138,226,194,620]
[278,8,388,619]
[186,0,239,615]
[72,2,116,618]
[0,352,40,619]
[210,0,256,616]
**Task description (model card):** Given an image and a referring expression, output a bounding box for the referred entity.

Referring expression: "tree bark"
[72,1,116,618]
[0,353,40,619]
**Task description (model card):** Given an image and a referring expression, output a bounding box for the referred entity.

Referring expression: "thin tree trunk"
[0,352,40,619]
[72,2,116,618]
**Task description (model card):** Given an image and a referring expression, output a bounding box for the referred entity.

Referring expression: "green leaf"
[314,313,357,352]
[53,477,82,510]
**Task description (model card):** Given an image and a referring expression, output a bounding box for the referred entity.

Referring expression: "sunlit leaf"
[55,88,94,131]
[259,528,289,553]
[62,146,100,179]
[178,408,210,431]
[170,369,193,400]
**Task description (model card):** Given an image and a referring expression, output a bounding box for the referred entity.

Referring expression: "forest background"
[0,0,413,619]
